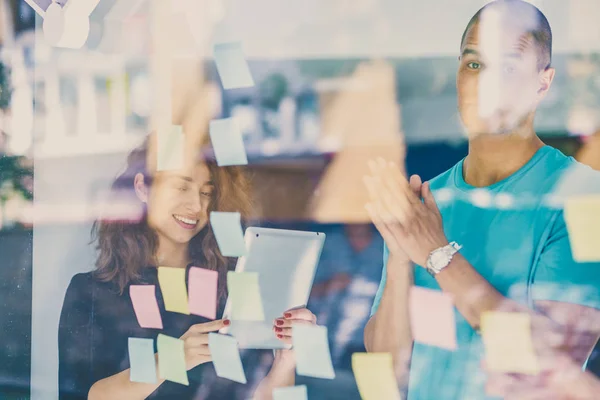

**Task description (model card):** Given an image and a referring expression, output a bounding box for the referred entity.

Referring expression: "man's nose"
[478,69,507,117]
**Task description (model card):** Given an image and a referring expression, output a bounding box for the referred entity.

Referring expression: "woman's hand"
[272,307,317,366]
[179,319,229,370]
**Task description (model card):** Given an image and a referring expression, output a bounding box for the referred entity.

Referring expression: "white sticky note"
[481,311,540,375]
[564,195,600,262]
[157,125,184,171]
[128,338,157,384]
[293,324,335,379]
[209,118,248,167]
[213,42,255,89]
[273,385,308,400]
[227,271,265,321]
[210,212,246,257]
[208,333,247,384]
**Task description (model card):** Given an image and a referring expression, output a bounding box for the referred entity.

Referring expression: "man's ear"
[537,67,555,98]
[133,173,149,203]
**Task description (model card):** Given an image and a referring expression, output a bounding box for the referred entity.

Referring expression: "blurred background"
[0,0,599,398]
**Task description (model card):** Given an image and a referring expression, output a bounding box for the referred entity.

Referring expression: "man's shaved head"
[460,0,552,71]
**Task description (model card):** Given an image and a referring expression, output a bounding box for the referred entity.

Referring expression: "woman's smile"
[173,214,199,230]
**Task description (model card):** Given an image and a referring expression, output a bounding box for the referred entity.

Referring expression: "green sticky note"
[227,271,265,321]
[128,338,157,384]
[158,266,190,314]
[157,334,189,385]
[157,125,184,171]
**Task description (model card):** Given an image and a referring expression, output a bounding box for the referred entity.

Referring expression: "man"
[363,1,600,399]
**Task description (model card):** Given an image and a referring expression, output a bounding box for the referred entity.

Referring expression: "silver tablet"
[220,227,326,349]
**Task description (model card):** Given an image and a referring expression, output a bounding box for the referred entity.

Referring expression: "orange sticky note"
[409,287,457,350]
[130,285,163,329]
[481,311,539,375]
[188,267,218,319]
[158,267,190,315]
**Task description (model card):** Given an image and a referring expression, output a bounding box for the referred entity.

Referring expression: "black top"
[58,265,229,400]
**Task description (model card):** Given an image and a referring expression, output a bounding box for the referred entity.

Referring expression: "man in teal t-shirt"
[363,1,600,399]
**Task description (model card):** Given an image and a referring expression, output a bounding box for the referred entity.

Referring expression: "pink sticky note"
[409,286,457,350]
[188,267,218,319]
[130,285,163,329]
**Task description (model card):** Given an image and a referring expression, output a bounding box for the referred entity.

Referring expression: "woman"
[58,133,316,399]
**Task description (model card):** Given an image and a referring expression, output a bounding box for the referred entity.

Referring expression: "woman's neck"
[155,240,190,269]
[463,131,545,187]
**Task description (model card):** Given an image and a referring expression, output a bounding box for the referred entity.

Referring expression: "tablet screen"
[221,227,325,349]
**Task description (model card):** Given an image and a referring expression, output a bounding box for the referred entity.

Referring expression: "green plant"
[0,61,12,110]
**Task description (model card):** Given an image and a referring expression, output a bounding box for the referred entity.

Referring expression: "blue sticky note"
[128,338,157,384]
[293,325,336,379]
[209,118,248,167]
[213,42,255,89]
[157,334,189,386]
[273,385,308,400]
[208,333,247,384]
[210,212,246,257]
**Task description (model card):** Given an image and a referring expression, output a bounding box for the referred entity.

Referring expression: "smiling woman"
[92,133,253,296]
[57,132,256,399]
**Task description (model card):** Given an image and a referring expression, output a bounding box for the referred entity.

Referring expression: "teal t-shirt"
[370,145,600,400]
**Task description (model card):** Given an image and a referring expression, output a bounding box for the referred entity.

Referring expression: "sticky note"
[273,385,308,400]
[209,118,248,167]
[352,353,401,400]
[293,324,335,379]
[157,334,189,385]
[409,287,457,350]
[157,125,184,171]
[213,42,255,89]
[210,212,247,257]
[188,267,218,319]
[227,271,265,321]
[128,338,157,383]
[564,195,600,262]
[157,267,190,315]
[130,285,163,329]
[481,311,539,375]
[208,333,247,384]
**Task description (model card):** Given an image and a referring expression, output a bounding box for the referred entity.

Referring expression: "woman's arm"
[251,353,296,400]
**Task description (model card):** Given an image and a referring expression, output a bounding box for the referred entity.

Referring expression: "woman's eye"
[201,191,212,197]
[467,61,481,70]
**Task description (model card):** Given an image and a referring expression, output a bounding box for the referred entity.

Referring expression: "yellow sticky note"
[352,353,401,400]
[564,195,600,262]
[158,267,190,315]
[481,311,539,375]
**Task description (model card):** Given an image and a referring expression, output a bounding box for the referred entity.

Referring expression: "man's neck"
[155,239,189,269]
[463,130,545,187]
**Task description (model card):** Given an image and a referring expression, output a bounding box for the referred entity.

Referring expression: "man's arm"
[364,253,414,377]
[366,160,600,354]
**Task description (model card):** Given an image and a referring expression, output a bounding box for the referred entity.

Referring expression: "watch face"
[431,250,449,269]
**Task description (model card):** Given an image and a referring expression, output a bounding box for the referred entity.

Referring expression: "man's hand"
[364,157,449,266]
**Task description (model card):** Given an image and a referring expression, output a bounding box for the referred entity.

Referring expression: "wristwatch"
[425,242,462,276]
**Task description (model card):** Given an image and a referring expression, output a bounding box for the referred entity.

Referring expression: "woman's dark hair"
[91,135,253,298]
